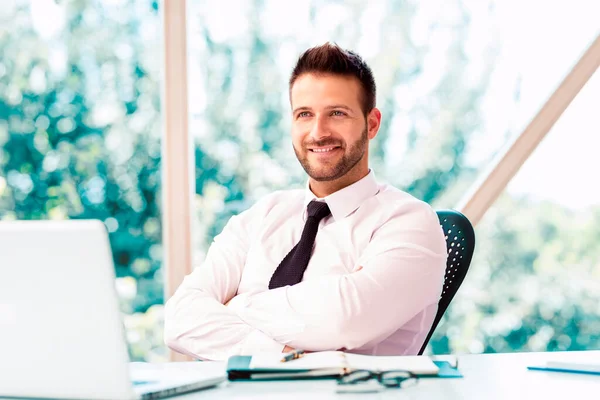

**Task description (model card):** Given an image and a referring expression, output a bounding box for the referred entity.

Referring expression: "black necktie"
[269,201,332,289]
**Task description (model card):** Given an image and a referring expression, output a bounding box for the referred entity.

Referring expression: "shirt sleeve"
[163,200,285,361]
[230,202,447,352]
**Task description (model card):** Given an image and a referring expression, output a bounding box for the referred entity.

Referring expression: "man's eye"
[331,110,346,116]
[298,112,310,118]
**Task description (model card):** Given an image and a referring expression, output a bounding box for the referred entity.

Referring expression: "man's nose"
[309,115,331,140]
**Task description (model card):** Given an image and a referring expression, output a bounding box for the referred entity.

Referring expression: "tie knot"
[306,200,331,221]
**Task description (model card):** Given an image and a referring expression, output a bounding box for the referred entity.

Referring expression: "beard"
[294,127,368,182]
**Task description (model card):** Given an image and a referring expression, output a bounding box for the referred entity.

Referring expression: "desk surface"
[183,350,600,399]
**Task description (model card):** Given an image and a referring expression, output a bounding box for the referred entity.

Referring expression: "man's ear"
[367,108,382,140]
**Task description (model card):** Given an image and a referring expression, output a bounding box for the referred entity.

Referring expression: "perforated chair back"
[418,209,475,355]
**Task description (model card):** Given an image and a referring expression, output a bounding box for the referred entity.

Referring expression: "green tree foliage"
[0,0,162,314]
[431,195,600,354]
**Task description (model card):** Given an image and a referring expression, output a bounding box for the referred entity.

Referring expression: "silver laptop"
[0,220,225,400]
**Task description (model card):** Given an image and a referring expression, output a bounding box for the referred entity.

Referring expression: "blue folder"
[226,356,462,381]
[431,361,463,378]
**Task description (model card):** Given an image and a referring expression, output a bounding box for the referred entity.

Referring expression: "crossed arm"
[164,203,446,361]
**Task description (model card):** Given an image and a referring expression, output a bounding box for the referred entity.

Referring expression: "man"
[164,43,447,361]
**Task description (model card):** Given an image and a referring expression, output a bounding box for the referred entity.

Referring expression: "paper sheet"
[345,354,439,375]
[250,351,345,370]
[249,351,439,375]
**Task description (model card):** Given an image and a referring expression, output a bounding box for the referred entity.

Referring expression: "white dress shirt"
[164,170,447,361]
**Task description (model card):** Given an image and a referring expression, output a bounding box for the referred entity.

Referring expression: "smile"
[309,147,340,153]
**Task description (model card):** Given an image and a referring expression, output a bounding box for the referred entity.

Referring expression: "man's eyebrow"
[292,106,312,114]
[324,105,353,112]
[292,105,354,114]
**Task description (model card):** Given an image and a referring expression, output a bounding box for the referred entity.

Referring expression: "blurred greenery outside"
[1,0,599,362]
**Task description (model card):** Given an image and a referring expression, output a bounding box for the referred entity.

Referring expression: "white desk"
[181,351,600,399]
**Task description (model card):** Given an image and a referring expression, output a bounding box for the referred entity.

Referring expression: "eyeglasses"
[337,369,419,389]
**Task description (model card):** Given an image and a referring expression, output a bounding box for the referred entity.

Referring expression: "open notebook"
[227,351,441,380]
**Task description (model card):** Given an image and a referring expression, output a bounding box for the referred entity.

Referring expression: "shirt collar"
[302,170,380,222]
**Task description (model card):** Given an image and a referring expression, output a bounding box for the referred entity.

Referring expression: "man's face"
[290,73,370,182]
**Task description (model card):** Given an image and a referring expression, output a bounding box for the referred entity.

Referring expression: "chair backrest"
[418,209,475,355]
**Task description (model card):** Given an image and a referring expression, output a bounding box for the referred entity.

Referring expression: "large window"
[435,69,600,354]
[187,0,505,263]
[187,0,600,354]
[0,0,164,361]
[3,0,597,362]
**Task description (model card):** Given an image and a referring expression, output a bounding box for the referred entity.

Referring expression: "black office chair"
[418,209,475,355]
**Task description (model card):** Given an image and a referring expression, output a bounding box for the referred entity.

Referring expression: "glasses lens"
[381,371,412,379]
[381,377,418,388]
[339,370,373,385]
[380,371,417,388]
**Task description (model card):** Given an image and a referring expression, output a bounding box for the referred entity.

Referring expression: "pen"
[280,349,305,363]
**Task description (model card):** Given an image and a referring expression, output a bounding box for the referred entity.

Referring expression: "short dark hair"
[289,42,376,115]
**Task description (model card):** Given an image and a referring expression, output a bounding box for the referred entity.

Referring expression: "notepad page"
[248,369,343,380]
[249,351,345,370]
[344,354,439,375]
